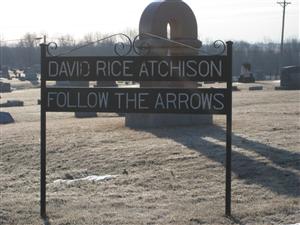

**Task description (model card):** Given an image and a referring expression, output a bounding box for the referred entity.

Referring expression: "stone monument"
[125,0,212,128]
[0,81,11,92]
[238,63,255,83]
[280,66,300,90]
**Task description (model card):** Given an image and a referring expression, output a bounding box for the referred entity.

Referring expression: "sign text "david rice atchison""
[43,56,228,81]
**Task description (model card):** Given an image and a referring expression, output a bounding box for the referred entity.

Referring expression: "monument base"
[125,114,212,128]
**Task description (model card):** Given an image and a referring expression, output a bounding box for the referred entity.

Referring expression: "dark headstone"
[0,100,24,107]
[0,112,14,124]
[232,86,239,91]
[55,81,71,87]
[24,67,38,81]
[249,86,263,91]
[280,66,300,90]
[25,72,38,81]
[0,82,11,92]
[75,112,98,118]
[238,75,255,83]
[0,66,9,79]
[95,81,118,87]
[239,63,255,83]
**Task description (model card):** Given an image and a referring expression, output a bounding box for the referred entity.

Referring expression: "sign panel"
[39,41,233,219]
[45,88,228,114]
[43,56,228,82]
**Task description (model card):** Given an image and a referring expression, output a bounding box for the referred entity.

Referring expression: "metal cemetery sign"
[40,40,233,218]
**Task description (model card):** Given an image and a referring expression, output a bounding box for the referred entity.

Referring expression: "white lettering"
[48,61,59,77]
[139,62,149,77]
[166,93,177,109]
[213,93,225,110]
[211,60,222,77]
[201,94,213,110]
[178,93,189,109]
[138,93,149,109]
[155,93,165,109]
[198,61,210,77]
[123,60,133,77]
[190,93,201,109]
[96,61,106,76]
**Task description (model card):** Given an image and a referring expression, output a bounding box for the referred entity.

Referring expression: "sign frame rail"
[40,41,233,218]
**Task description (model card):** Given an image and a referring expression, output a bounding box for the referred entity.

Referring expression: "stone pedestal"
[125,0,212,128]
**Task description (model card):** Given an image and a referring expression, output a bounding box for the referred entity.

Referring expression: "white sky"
[0,0,299,43]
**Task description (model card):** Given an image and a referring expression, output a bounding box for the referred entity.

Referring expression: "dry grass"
[0,81,299,225]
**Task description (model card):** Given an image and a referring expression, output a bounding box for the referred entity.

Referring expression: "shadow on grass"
[141,124,300,197]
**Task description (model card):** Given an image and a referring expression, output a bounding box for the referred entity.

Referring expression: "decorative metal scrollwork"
[132,34,151,56]
[45,32,226,57]
[212,40,226,55]
[132,32,205,56]
[46,42,58,57]
[46,33,133,57]
[113,34,132,56]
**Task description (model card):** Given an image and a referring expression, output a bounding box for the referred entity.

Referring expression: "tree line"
[1,33,299,78]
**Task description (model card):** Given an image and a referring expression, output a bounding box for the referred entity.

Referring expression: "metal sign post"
[39,40,233,218]
[225,41,233,217]
[40,44,47,218]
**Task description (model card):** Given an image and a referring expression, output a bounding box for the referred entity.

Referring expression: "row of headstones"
[0,66,39,81]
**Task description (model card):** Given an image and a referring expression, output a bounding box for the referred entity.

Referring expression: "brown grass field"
[1,80,300,225]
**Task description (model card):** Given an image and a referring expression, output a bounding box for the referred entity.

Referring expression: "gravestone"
[95,81,118,88]
[238,63,255,83]
[55,81,71,87]
[0,82,11,92]
[0,100,24,107]
[249,86,263,91]
[0,66,9,79]
[24,67,38,81]
[280,66,300,90]
[0,112,14,124]
[125,0,213,128]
